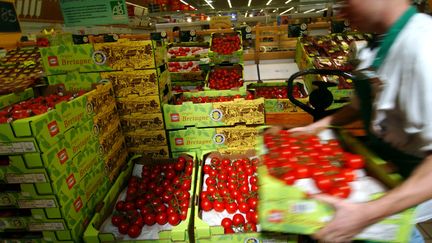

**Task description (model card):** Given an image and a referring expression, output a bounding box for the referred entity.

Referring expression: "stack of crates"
[0,82,118,242]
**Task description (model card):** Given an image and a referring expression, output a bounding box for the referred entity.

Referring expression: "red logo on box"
[170,113,180,122]
[73,197,83,212]
[175,138,184,145]
[48,56,59,66]
[267,210,284,223]
[48,121,60,137]
[57,149,69,164]
[66,174,76,189]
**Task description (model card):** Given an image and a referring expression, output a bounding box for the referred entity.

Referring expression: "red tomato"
[156,212,168,225]
[221,218,233,228]
[314,175,333,192]
[224,226,235,234]
[238,202,250,214]
[247,197,258,210]
[168,213,180,226]
[344,153,365,169]
[200,199,213,211]
[118,222,129,234]
[243,222,257,232]
[225,202,238,214]
[246,211,258,224]
[232,214,245,226]
[111,215,123,227]
[329,182,351,198]
[144,214,156,226]
[213,201,225,212]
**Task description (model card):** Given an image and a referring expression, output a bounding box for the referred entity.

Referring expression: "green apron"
[353,6,422,178]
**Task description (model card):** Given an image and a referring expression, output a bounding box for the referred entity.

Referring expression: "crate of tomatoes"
[209,32,243,64]
[194,150,299,242]
[257,128,414,243]
[83,153,197,242]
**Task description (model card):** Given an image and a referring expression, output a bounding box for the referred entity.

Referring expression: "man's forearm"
[366,154,432,222]
[328,104,361,127]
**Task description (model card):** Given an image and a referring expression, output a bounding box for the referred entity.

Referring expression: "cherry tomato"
[111,215,123,227]
[156,212,168,225]
[118,222,129,234]
[168,213,180,226]
[232,214,245,226]
[127,224,142,238]
[221,218,233,228]
[344,153,365,169]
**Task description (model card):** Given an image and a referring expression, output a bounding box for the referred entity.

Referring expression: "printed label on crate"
[6,173,47,184]
[57,149,69,164]
[47,121,60,137]
[18,199,57,208]
[0,142,37,154]
[28,222,65,231]
[0,194,15,206]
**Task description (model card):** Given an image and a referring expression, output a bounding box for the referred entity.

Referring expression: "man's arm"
[313,153,432,242]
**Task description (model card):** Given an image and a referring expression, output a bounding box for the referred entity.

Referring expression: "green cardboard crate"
[0,208,31,231]
[255,128,414,243]
[84,153,197,242]
[204,64,244,91]
[193,150,299,243]
[208,32,243,64]
[163,96,264,130]
[30,217,87,242]
[47,72,102,90]
[0,88,34,110]
[168,126,259,153]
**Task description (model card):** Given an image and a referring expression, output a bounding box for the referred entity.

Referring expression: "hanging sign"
[0,1,21,32]
[59,0,129,27]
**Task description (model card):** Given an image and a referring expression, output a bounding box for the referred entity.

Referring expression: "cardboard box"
[124,130,167,148]
[208,32,243,64]
[120,113,165,132]
[116,95,162,116]
[169,126,259,153]
[256,129,414,243]
[193,150,299,243]
[0,88,34,109]
[127,145,170,158]
[164,97,265,130]
[84,153,197,242]
[100,67,170,98]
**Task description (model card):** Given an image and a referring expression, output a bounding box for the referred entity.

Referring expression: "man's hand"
[312,194,374,243]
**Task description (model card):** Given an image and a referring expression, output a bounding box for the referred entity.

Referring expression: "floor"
[418,219,432,242]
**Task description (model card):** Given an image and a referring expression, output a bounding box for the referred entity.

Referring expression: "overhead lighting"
[249,13,253,17]
[204,0,215,9]
[260,9,264,13]
[248,0,252,7]
[227,0,232,8]
[279,7,294,15]
[186,17,192,22]
[245,11,248,17]
[284,0,292,4]
[180,0,197,10]
[266,0,272,5]
[316,8,327,12]
[303,8,315,13]
[272,8,278,13]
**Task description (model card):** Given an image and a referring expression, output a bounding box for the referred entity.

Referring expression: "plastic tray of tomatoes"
[84,153,197,242]
[256,128,414,242]
[193,150,299,243]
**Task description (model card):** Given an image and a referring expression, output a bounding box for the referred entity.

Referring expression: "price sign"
[0,1,21,32]
[288,23,308,37]
[180,30,196,42]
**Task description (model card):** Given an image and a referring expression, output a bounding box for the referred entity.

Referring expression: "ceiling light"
[272,9,277,13]
[207,16,211,20]
[204,0,215,9]
[266,0,272,5]
[249,13,253,17]
[245,11,248,17]
[248,0,252,7]
[186,17,192,22]
[227,0,232,8]
[279,7,294,15]
[303,9,315,13]
[180,0,197,10]
[260,9,264,13]
[316,8,327,12]
[284,0,292,3]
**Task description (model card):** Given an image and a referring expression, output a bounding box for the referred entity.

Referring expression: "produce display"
[257,128,415,242]
[262,130,364,198]
[199,154,259,234]
[168,61,201,72]
[173,93,254,105]
[101,155,195,240]
[167,46,207,58]
[0,91,86,123]
[208,66,243,90]
[210,33,242,55]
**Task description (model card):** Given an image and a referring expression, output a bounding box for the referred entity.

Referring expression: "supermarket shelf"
[257,51,296,60]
